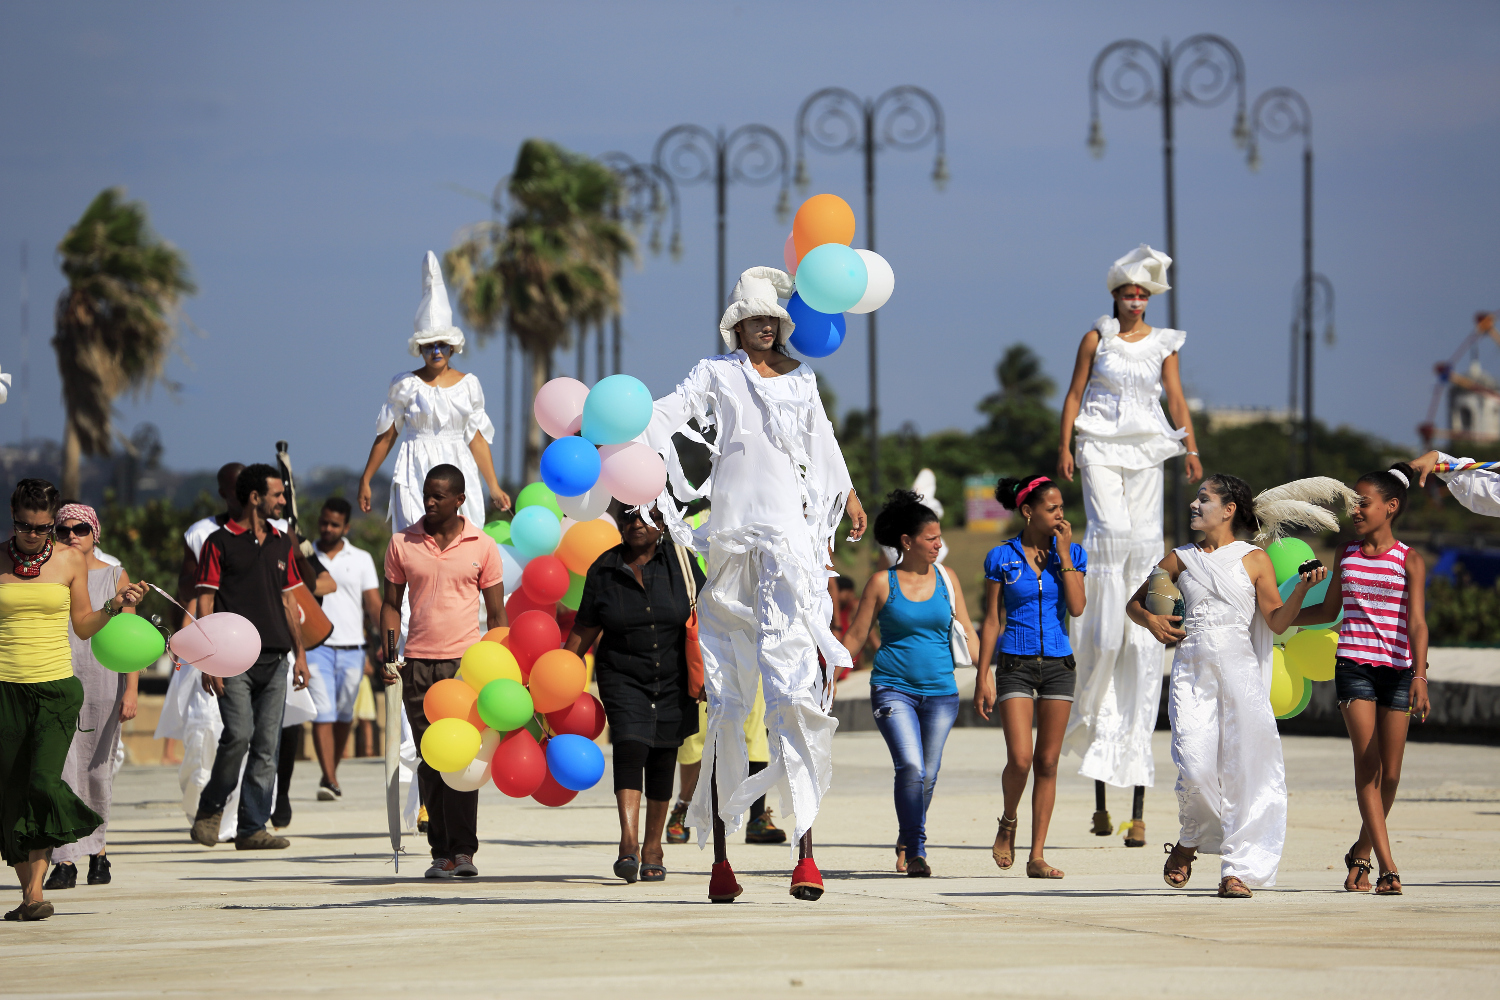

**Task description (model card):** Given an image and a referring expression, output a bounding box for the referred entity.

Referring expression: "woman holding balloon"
[564,500,706,884]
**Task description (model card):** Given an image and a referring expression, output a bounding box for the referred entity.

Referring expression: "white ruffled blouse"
[1073,318,1188,471]
[376,371,495,531]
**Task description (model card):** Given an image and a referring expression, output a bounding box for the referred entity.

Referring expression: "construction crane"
[1419,312,1500,447]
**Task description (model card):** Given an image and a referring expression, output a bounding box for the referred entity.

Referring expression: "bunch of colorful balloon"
[1265,538,1342,719]
[417,623,609,807]
[531,372,667,512]
[780,193,896,358]
[485,480,623,629]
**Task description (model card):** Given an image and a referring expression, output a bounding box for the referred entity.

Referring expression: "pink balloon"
[598,442,667,505]
[782,231,799,275]
[534,378,589,439]
[169,612,262,678]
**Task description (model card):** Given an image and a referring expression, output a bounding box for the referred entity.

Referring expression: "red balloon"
[508,609,562,674]
[491,729,547,798]
[532,769,579,807]
[506,588,557,627]
[546,692,606,740]
[521,555,571,605]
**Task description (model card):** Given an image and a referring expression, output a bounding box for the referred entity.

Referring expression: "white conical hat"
[408,251,467,357]
[719,266,795,351]
[1106,244,1172,295]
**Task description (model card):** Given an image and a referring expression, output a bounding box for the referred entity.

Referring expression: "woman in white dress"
[1128,474,1320,898]
[357,252,511,529]
[1057,244,1201,845]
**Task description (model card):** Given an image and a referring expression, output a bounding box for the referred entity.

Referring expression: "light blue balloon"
[540,437,602,497]
[795,243,867,314]
[581,374,654,446]
[510,505,562,558]
[497,543,530,593]
[1278,576,1342,630]
[545,733,606,791]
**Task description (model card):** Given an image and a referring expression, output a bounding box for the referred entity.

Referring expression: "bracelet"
[1059,567,1082,573]
[102,598,118,617]
[1186,450,1199,456]
[1411,675,1428,684]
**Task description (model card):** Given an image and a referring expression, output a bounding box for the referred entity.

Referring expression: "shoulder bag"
[937,564,973,666]
[672,543,706,698]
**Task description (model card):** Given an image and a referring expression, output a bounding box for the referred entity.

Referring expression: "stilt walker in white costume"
[1057,245,1201,846]
[640,267,867,902]
[1131,474,1347,898]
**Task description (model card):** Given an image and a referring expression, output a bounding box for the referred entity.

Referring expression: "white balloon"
[498,543,530,593]
[441,728,500,792]
[597,512,617,528]
[557,484,612,521]
[847,249,894,314]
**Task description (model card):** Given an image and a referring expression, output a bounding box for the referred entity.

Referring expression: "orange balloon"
[556,520,622,576]
[423,678,479,725]
[527,649,587,713]
[792,194,857,259]
[483,626,511,646]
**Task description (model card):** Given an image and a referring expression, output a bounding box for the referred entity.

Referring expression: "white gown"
[1434,450,1500,517]
[1170,541,1287,887]
[1065,321,1187,788]
[378,371,495,532]
[641,351,853,851]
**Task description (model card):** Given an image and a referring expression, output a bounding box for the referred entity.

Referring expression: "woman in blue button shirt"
[976,474,1087,879]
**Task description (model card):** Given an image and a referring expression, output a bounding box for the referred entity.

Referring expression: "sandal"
[905,856,931,878]
[1218,875,1253,898]
[992,816,1018,870]
[1162,842,1194,888]
[1375,871,1403,896]
[639,863,666,883]
[1025,858,1064,879]
[1343,848,1373,893]
[612,855,640,884]
[3,900,54,921]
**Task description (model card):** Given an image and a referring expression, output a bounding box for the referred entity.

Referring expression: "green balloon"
[1277,674,1315,720]
[515,482,563,520]
[91,614,165,673]
[484,520,512,546]
[477,678,534,732]
[560,571,585,611]
[1266,537,1316,585]
[523,715,547,742]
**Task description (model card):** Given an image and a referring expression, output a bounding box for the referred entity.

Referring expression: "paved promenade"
[4,730,1497,998]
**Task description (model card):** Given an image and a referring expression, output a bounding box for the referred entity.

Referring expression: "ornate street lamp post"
[793,86,947,504]
[1088,35,1250,543]
[601,152,681,377]
[652,124,791,352]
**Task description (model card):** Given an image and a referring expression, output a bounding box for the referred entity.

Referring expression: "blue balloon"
[581,374,654,446]
[795,243,867,314]
[1278,576,1342,630]
[510,505,562,558]
[545,733,605,791]
[786,292,846,358]
[540,437,602,498]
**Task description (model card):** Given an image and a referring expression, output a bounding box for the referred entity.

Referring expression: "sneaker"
[234,830,290,850]
[451,854,478,877]
[746,808,788,844]
[425,858,455,879]
[790,857,824,901]
[317,778,339,802]
[44,862,77,890]
[190,811,223,847]
[417,806,430,834]
[665,803,690,845]
[87,854,112,885]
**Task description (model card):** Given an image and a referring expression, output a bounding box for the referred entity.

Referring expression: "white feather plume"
[1251,476,1360,548]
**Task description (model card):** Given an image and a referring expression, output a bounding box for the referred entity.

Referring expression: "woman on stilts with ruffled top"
[1057,245,1201,847]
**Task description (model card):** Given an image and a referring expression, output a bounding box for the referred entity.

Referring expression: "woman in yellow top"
[1,479,148,922]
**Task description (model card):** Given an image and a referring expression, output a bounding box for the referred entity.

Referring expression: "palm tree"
[446,140,632,483]
[52,188,194,497]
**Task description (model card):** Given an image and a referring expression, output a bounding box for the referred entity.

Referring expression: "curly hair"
[1202,473,1259,535]
[872,489,941,549]
[1358,462,1416,522]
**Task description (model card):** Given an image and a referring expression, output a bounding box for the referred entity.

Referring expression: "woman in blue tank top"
[842,491,978,877]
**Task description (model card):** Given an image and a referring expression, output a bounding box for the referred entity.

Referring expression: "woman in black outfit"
[565,501,704,884]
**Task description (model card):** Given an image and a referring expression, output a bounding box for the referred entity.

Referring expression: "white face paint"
[1188,485,1232,531]
[1119,297,1148,314]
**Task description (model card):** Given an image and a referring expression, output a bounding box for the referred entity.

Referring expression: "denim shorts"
[1334,658,1413,711]
[995,653,1076,702]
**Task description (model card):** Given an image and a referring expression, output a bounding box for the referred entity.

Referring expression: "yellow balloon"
[421,718,483,772]
[458,640,522,694]
[1269,653,1296,716]
[1286,628,1337,683]
[1273,623,1299,646]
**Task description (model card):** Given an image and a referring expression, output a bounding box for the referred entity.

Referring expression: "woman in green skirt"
[1,479,148,921]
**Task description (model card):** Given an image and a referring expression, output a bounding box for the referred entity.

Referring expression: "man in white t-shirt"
[308,497,381,799]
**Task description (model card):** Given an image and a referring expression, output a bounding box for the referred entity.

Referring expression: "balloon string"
[146,582,197,623]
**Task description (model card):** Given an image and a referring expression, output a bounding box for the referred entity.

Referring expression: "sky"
[1,1,1497,479]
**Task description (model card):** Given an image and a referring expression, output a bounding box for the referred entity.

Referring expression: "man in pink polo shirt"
[381,464,505,878]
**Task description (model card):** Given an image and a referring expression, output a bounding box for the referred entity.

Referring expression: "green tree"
[446,140,633,481]
[974,343,1059,475]
[52,188,195,497]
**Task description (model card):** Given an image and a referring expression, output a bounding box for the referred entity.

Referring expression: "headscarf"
[56,502,100,540]
[1106,244,1172,295]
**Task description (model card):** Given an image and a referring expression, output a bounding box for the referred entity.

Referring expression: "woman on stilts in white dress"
[1057,245,1201,846]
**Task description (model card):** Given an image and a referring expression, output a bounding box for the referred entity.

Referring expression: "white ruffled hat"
[1106,244,1172,295]
[408,251,467,357]
[719,266,795,351]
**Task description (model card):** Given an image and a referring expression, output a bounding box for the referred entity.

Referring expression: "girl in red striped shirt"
[1295,463,1429,896]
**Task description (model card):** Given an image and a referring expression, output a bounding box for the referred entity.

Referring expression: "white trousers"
[1065,462,1165,787]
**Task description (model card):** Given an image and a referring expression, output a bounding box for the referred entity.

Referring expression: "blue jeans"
[198,651,288,837]
[871,685,960,859]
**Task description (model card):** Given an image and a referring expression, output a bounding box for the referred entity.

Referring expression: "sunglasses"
[420,343,454,355]
[13,520,55,535]
[57,523,94,538]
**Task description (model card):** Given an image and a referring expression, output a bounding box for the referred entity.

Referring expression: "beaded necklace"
[7,536,53,578]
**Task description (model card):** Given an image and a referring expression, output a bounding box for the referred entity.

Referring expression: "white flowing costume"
[377,371,494,532]
[1432,451,1500,517]
[641,350,854,851]
[1064,318,1187,787]
[1170,541,1287,886]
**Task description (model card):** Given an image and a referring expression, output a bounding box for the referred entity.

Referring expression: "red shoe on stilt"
[708,860,743,902]
[790,858,824,901]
